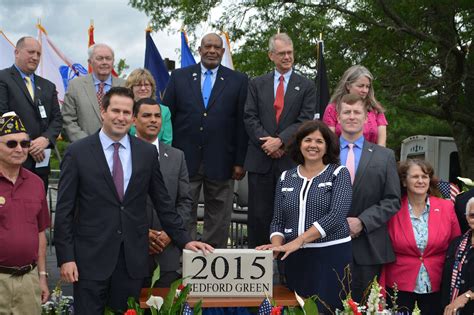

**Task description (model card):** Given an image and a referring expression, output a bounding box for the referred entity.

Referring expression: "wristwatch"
[465,292,472,301]
[39,271,49,278]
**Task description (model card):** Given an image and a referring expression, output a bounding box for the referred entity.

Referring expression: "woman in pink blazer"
[385,159,461,314]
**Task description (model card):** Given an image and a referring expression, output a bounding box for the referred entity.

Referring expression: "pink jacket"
[384,195,461,292]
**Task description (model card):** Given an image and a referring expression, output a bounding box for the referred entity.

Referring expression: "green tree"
[130,0,473,177]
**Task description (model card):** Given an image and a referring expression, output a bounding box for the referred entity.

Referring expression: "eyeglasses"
[133,83,152,88]
[94,56,113,62]
[0,140,31,149]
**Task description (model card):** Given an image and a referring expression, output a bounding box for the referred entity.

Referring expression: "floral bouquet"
[114,264,201,315]
[41,281,74,315]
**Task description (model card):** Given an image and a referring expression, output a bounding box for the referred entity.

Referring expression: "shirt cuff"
[270,232,284,243]
[313,222,326,238]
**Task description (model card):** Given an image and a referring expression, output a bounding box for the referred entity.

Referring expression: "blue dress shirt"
[273,69,292,97]
[14,64,35,90]
[200,64,218,89]
[340,136,364,173]
[92,73,113,93]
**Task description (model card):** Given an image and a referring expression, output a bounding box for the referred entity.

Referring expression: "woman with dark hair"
[323,65,387,146]
[257,120,352,311]
[442,197,474,315]
[384,159,460,314]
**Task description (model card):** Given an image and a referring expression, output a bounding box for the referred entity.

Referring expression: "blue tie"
[202,70,212,108]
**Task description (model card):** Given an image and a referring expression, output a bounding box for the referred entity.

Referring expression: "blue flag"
[258,298,272,315]
[182,302,194,315]
[181,31,196,68]
[144,31,170,101]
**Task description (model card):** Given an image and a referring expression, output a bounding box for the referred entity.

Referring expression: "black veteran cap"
[0,112,27,136]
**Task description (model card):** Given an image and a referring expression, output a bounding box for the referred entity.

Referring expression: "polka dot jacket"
[270,164,352,247]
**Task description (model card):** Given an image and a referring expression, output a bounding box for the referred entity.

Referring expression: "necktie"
[24,76,34,99]
[97,82,105,108]
[346,143,356,184]
[274,75,284,123]
[112,143,124,201]
[202,70,212,108]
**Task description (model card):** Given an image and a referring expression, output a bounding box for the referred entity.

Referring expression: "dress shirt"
[99,129,132,193]
[409,197,432,293]
[14,64,35,90]
[273,69,292,97]
[200,64,218,89]
[340,136,364,173]
[92,73,113,93]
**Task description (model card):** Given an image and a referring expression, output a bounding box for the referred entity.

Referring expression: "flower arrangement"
[110,264,201,315]
[41,281,74,315]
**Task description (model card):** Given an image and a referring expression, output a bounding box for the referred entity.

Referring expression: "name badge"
[39,105,47,119]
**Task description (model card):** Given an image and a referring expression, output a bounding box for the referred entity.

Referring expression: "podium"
[139,284,298,308]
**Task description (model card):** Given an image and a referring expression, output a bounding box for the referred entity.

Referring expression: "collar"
[340,135,365,149]
[408,195,431,217]
[99,129,130,150]
[14,64,35,82]
[200,63,219,75]
[92,73,112,86]
[274,69,292,82]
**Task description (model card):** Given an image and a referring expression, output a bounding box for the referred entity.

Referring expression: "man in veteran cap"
[0,112,50,313]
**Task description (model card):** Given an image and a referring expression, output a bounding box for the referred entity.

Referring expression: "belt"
[0,262,36,277]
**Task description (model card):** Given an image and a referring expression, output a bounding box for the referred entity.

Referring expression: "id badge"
[39,105,47,119]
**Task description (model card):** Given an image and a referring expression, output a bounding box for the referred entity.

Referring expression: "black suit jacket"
[0,65,62,172]
[243,70,316,173]
[162,63,248,180]
[54,133,191,280]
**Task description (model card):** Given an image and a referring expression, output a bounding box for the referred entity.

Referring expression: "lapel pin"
[192,73,197,76]
[164,152,168,158]
[434,208,440,212]
[368,148,373,152]
[295,86,300,91]
[220,77,224,81]
[0,196,5,205]
[193,78,197,81]
[36,86,41,90]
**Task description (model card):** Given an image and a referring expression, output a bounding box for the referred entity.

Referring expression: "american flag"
[438,181,461,202]
[258,298,272,315]
[182,302,193,315]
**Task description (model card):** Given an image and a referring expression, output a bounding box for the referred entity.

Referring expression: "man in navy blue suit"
[162,33,248,248]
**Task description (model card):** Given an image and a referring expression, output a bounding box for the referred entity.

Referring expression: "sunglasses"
[0,140,31,149]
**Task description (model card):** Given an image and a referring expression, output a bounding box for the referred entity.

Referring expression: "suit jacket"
[455,188,474,233]
[243,70,316,174]
[62,74,125,142]
[0,65,62,172]
[162,63,248,180]
[54,133,191,280]
[385,195,461,292]
[349,140,401,265]
[148,142,192,272]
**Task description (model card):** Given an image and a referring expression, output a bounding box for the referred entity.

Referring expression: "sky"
[0,0,213,75]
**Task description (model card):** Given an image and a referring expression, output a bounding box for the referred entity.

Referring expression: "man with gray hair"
[62,43,125,142]
[244,33,316,248]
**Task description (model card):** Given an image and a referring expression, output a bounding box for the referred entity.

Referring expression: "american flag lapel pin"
[295,86,300,91]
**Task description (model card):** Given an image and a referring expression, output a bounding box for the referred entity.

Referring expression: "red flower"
[271,306,283,315]
[124,310,137,315]
[178,284,185,290]
[348,299,362,315]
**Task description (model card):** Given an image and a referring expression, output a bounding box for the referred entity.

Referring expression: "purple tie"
[112,143,124,201]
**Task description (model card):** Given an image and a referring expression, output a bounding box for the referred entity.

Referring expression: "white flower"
[295,292,305,309]
[458,177,474,186]
[146,295,164,310]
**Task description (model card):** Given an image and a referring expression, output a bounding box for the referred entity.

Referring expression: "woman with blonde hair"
[125,68,173,144]
[323,65,387,146]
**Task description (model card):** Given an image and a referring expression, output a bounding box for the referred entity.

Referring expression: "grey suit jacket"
[244,70,316,174]
[349,140,401,265]
[62,74,125,142]
[148,141,193,272]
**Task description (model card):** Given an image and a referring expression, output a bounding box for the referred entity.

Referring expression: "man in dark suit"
[54,87,212,314]
[0,36,62,190]
[162,33,248,248]
[337,94,401,302]
[133,97,193,287]
[244,33,316,248]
